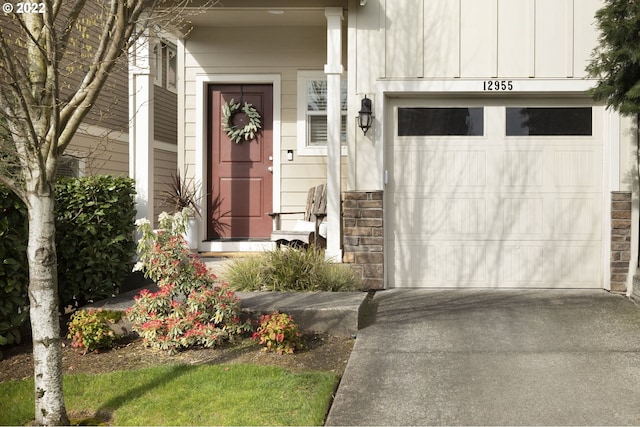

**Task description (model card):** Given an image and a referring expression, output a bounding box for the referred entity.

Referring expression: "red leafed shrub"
[252,311,303,355]
[127,211,250,353]
[67,309,122,354]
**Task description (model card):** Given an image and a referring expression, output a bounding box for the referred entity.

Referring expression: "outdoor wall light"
[358,95,373,135]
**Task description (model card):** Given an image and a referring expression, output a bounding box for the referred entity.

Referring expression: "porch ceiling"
[183,1,348,28]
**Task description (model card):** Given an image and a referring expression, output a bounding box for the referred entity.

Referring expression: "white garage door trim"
[385,97,606,289]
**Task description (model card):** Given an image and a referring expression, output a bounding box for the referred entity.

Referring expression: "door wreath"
[221,98,262,143]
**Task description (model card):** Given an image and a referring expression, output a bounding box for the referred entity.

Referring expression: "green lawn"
[0,364,339,426]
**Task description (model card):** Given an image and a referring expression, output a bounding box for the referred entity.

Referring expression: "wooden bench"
[268,184,327,248]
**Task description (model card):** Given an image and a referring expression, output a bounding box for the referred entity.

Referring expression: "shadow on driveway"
[327,289,640,426]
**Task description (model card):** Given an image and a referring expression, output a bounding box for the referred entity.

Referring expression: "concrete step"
[237,291,372,337]
[86,286,373,337]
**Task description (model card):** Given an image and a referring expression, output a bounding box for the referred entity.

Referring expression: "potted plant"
[159,168,201,250]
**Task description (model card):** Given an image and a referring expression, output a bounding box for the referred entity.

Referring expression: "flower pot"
[183,217,199,250]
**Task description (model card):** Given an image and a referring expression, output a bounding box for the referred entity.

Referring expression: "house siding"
[64,130,129,177]
[183,25,348,230]
[154,86,178,144]
[354,0,602,86]
[153,148,179,227]
[81,61,130,133]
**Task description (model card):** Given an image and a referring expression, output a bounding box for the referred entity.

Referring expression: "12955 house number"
[483,80,514,91]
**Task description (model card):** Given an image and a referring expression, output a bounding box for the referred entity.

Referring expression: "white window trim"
[296,70,347,156]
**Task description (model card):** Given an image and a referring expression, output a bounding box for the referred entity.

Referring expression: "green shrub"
[252,311,303,354]
[0,186,29,359]
[226,247,363,292]
[67,309,122,353]
[55,176,137,309]
[127,211,250,353]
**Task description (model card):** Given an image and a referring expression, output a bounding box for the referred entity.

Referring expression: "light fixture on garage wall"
[358,95,373,135]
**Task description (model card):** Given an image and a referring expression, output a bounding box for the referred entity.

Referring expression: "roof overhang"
[163,0,348,35]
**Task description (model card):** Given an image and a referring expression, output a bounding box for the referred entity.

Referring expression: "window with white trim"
[152,40,177,94]
[166,44,177,92]
[297,71,347,156]
[152,40,162,86]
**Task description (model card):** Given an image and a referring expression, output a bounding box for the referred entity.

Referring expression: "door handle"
[267,166,273,173]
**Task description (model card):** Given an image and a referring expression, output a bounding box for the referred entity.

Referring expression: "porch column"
[325,7,344,261]
[129,31,155,223]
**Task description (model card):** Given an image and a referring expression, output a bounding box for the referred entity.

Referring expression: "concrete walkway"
[326,289,640,426]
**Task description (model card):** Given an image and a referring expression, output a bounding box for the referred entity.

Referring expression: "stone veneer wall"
[611,191,632,293]
[342,191,384,290]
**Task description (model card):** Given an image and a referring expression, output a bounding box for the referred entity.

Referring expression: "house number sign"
[483,80,514,91]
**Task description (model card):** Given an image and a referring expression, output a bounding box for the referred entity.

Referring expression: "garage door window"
[506,107,592,136]
[398,107,484,136]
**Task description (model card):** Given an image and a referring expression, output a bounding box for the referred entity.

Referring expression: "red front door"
[208,84,273,239]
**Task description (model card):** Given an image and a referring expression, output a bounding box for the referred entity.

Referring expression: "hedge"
[55,175,137,309]
[0,175,137,357]
[0,186,29,358]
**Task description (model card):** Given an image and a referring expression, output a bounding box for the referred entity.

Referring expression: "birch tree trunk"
[18,12,69,424]
[26,184,69,426]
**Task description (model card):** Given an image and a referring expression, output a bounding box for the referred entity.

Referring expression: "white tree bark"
[26,187,69,426]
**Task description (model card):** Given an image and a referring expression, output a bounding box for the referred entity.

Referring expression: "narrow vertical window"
[152,41,162,86]
[166,45,177,93]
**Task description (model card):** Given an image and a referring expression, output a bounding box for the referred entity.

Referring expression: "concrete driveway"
[326,289,640,426]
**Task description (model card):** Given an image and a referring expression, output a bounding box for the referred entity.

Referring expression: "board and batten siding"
[183,25,347,229]
[353,0,602,91]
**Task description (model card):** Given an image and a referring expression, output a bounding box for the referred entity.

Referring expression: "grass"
[226,246,363,292]
[0,364,339,426]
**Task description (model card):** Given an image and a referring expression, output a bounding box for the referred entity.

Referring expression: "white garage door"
[388,100,603,288]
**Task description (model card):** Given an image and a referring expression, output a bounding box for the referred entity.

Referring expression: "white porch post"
[325,7,344,261]
[129,31,155,223]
